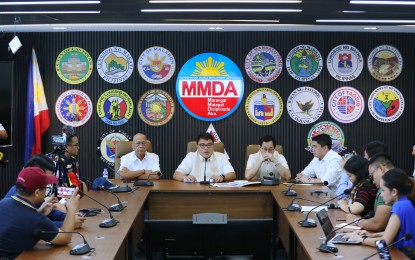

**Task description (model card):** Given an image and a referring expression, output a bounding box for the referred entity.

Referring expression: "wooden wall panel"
[0,31,413,196]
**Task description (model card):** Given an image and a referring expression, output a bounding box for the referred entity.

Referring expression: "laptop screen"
[316,209,336,241]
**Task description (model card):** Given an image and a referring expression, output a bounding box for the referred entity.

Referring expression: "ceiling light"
[317,19,415,23]
[142,9,302,12]
[165,19,279,22]
[341,10,366,13]
[150,0,301,3]
[0,11,101,14]
[351,1,415,5]
[53,27,68,30]
[363,27,378,30]
[0,1,100,5]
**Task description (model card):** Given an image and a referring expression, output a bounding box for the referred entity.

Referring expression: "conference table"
[18,180,409,259]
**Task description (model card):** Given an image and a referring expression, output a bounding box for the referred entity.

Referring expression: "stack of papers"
[212,180,261,188]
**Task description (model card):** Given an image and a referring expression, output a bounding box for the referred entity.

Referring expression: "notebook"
[316,209,360,245]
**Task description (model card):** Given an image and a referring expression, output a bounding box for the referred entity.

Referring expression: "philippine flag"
[24,49,50,162]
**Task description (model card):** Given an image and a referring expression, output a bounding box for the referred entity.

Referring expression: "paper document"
[301,206,328,212]
[212,180,261,188]
[282,183,313,186]
[335,223,362,230]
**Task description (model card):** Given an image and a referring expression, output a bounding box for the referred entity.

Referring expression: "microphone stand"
[363,233,412,260]
[261,172,279,186]
[287,198,324,211]
[78,190,119,228]
[37,230,92,255]
[200,157,210,185]
[83,179,125,212]
[134,172,162,186]
[285,183,298,196]
[298,189,351,228]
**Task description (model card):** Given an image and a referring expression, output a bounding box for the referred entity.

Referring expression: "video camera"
[51,125,75,153]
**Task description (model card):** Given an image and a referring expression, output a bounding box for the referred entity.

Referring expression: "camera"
[51,134,66,153]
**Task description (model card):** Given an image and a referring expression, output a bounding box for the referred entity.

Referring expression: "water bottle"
[102,168,109,179]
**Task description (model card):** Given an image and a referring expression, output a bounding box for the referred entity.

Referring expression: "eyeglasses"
[369,165,380,176]
[260,147,275,153]
[134,142,147,146]
[198,143,214,149]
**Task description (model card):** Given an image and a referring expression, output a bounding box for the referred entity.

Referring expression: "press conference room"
[0,0,415,259]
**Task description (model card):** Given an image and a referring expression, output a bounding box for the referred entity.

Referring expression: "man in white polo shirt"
[118,133,160,180]
[173,133,235,183]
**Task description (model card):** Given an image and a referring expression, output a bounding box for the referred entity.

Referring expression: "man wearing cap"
[0,167,80,258]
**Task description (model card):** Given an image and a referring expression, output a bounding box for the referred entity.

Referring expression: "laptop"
[316,209,360,245]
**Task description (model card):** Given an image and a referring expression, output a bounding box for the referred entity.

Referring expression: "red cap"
[16,167,57,192]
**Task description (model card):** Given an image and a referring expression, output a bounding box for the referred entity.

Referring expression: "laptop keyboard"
[331,234,349,243]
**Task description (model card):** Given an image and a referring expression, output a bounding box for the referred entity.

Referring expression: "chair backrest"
[186,141,225,154]
[114,140,152,177]
[244,144,284,169]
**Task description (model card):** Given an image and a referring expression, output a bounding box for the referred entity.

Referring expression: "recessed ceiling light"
[0,11,100,14]
[341,10,366,13]
[150,0,301,3]
[0,1,100,5]
[351,1,415,5]
[142,9,302,12]
[317,19,415,23]
[53,27,68,30]
[363,27,378,30]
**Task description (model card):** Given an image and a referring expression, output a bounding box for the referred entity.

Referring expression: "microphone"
[82,178,125,212]
[261,172,279,185]
[77,190,119,228]
[285,183,298,196]
[200,157,210,185]
[287,197,326,211]
[34,229,92,255]
[363,233,412,260]
[134,172,162,186]
[298,189,351,228]
[319,211,375,253]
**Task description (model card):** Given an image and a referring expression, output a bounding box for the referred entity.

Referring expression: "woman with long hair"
[345,168,415,248]
[338,155,377,216]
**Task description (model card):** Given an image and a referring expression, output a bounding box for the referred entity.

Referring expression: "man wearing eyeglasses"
[118,133,160,180]
[345,152,395,232]
[245,135,291,181]
[173,133,235,183]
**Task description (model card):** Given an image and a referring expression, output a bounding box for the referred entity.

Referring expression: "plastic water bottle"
[102,168,109,179]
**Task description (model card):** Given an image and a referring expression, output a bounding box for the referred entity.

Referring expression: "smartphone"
[57,187,76,197]
[376,239,391,260]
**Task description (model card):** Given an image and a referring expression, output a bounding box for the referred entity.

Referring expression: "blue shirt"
[390,195,415,248]
[336,172,351,198]
[3,185,66,227]
[0,196,58,258]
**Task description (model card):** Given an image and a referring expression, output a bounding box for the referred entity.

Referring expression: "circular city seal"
[245,88,283,126]
[137,46,176,84]
[97,46,134,84]
[287,86,324,124]
[55,47,93,84]
[286,44,323,82]
[55,89,93,127]
[327,44,364,82]
[368,85,405,123]
[97,130,130,166]
[137,89,175,126]
[368,45,403,82]
[328,86,365,124]
[306,121,346,154]
[97,89,134,126]
[176,53,244,121]
[244,45,283,83]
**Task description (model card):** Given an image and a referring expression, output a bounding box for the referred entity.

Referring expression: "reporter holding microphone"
[345,168,415,249]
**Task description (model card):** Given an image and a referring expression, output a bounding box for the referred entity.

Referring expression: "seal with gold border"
[56,47,93,84]
[245,88,283,126]
[137,89,175,126]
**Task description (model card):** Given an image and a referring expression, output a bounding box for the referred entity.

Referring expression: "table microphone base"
[285,190,297,196]
[298,218,317,227]
[287,204,301,211]
[318,243,338,253]
[99,218,119,228]
[261,179,279,185]
[70,243,92,255]
[134,181,154,186]
[109,203,125,212]
[199,180,210,185]
[110,186,132,193]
